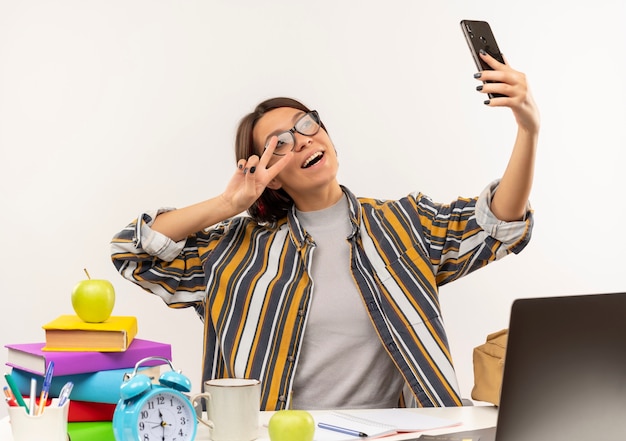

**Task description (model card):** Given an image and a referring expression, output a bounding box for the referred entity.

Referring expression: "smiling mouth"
[302,151,324,168]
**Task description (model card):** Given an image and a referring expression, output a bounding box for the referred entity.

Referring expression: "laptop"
[494,292,626,441]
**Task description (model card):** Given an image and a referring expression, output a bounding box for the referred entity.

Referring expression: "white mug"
[192,378,261,441]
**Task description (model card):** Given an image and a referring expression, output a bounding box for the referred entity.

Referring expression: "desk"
[0,406,497,440]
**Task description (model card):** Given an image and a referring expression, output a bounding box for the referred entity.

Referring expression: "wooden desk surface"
[0,405,497,440]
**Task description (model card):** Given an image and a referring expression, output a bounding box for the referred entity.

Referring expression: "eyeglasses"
[265,111,321,156]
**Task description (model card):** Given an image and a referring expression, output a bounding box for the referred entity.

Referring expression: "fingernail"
[476,85,483,91]
[243,168,249,175]
[479,49,487,56]
[249,166,256,174]
[474,72,482,79]
[484,99,491,105]
[238,164,243,169]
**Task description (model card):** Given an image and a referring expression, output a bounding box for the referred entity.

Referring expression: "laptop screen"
[495,292,626,441]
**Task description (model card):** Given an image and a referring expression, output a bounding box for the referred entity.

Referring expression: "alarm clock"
[113,356,198,441]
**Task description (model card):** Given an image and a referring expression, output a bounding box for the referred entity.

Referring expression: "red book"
[68,400,116,422]
[5,338,172,376]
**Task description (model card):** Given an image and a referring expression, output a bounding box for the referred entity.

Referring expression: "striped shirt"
[110,181,533,410]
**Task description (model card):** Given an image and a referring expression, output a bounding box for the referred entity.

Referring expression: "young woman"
[111,51,539,410]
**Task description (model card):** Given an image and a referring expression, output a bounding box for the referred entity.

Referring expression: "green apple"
[268,410,315,441]
[71,269,116,323]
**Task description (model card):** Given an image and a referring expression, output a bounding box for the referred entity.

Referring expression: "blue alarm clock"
[113,356,198,441]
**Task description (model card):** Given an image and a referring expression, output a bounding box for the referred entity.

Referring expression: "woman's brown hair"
[235,97,328,224]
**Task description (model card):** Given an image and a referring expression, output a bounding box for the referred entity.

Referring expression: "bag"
[470,328,508,406]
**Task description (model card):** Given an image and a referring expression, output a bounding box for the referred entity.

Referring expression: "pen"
[318,422,368,438]
[4,374,29,413]
[3,386,13,400]
[37,361,55,416]
[57,381,74,407]
[29,378,37,415]
[3,387,18,407]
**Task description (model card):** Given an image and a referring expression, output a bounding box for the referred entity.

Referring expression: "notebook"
[493,292,626,441]
[314,409,460,440]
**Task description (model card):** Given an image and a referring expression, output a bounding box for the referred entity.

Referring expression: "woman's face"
[252,107,340,202]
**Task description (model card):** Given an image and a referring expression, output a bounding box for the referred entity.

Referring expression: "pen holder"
[8,398,70,441]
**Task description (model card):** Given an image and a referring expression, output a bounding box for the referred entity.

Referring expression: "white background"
[1,1,625,417]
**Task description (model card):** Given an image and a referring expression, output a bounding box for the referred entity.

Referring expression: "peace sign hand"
[221,136,294,215]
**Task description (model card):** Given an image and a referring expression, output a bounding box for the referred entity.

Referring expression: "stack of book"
[5,314,172,441]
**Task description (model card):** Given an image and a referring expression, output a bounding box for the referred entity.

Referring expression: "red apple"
[268,410,315,441]
[71,269,115,323]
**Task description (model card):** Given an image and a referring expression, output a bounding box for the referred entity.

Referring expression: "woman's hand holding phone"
[476,51,540,134]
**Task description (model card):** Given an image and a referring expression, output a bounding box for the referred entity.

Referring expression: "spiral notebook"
[314,409,460,440]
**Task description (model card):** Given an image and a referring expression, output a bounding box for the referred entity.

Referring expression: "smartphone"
[460,20,506,98]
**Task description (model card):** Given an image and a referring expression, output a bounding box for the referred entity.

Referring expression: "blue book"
[10,365,162,404]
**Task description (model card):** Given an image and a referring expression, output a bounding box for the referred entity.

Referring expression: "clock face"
[135,390,196,440]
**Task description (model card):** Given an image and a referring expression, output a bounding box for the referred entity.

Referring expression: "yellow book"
[42,315,138,352]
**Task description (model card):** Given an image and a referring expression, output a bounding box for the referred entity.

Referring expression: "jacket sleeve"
[417,179,533,285]
[110,208,209,308]
[474,179,534,256]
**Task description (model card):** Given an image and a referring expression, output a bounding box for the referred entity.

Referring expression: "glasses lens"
[274,132,294,155]
[295,112,320,136]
